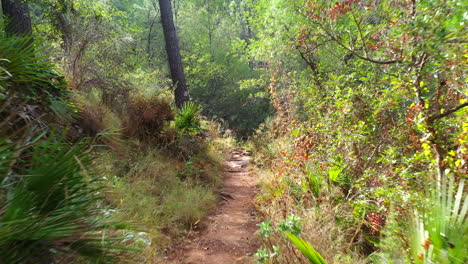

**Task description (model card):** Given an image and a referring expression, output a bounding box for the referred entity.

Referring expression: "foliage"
[408,175,468,264]
[178,0,272,136]
[4,0,467,262]
[0,32,127,264]
[175,102,201,134]
[250,0,467,262]
[0,36,67,107]
[285,233,327,264]
[2,0,247,262]
[0,122,125,263]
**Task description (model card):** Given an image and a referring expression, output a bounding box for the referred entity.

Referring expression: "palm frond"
[285,232,328,264]
[0,36,68,107]
[0,123,127,263]
[175,102,201,133]
[409,174,468,264]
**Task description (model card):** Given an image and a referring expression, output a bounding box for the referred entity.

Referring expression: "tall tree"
[1,0,33,37]
[158,0,189,108]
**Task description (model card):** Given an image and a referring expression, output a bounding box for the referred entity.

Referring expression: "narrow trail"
[168,149,259,264]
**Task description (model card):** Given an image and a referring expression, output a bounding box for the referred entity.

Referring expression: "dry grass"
[123,95,174,141]
[70,85,236,262]
[92,130,234,262]
[253,136,366,264]
[78,105,104,136]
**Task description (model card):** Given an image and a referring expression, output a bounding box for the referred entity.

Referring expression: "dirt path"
[168,149,259,264]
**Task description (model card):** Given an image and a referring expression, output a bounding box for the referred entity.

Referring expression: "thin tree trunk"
[147,13,157,62]
[158,0,189,108]
[1,0,33,37]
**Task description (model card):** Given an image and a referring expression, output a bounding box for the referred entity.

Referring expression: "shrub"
[0,36,67,108]
[77,104,105,137]
[124,94,174,141]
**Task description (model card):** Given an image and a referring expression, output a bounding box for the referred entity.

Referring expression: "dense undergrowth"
[1,0,467,263]
[248,0,467,263]
[92,124,233,262]
[2,0,243,262]
[0,23,234,264]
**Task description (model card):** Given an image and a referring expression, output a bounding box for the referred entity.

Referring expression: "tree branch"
[314,21,401,65]
[428,102,468,123]
[351,12,369,57]
[332,36,401,64]
[296,48,324,90]
[413,53,429,106]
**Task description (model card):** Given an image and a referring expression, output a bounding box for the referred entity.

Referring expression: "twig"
[427,102,468,123]
[351,12,369,57]
[312,21,401,65]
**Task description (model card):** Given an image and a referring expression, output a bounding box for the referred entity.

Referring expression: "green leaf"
[328,166,344,183]
[291,128,300,137]
[285,233,328,264]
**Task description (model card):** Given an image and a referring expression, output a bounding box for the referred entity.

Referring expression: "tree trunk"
[158,0,189,108]
[1,0,33,37]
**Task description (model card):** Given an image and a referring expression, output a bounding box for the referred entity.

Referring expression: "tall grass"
[95,136,229,261]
